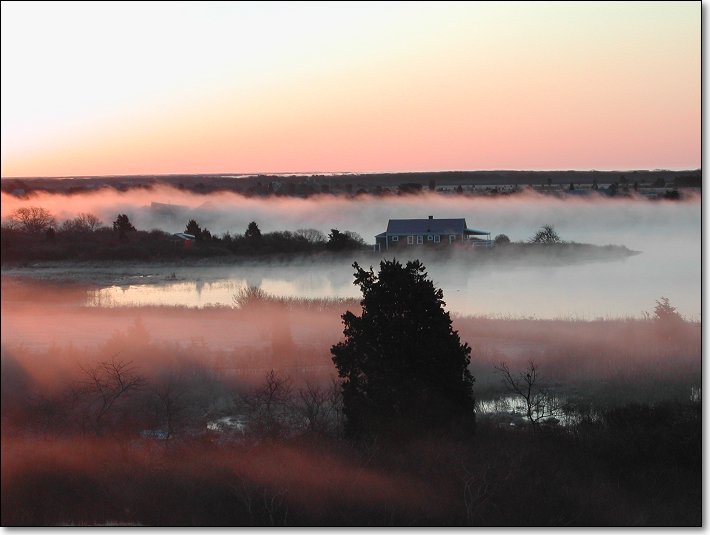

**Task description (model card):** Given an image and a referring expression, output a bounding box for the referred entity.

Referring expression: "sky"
[0,1,700,177]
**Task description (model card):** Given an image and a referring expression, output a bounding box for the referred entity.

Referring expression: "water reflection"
[476,396,591,427]
[84,247,700,320]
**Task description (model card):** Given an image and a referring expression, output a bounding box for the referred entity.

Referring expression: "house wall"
[379,233,463,249]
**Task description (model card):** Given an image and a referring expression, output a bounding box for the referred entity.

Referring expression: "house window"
[416,236,423,244]
[449,235,456,243]
[407,236,414,245]
[391,236,399,242]
[434,235,440,243]
[427,235,433,241]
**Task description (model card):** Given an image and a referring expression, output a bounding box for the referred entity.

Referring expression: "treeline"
[0,209,368,263]
[1,169,701,197]
[1,209,639,265]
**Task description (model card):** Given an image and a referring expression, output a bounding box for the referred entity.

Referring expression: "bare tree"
[60,212,103,233]
[297,380,331,434]
[295,228,326,243]
[7,206,56,233]
[495,361,560,429]
[231,478,290,526]
[232,285,270,310]
[529,225,561,244]
[242,369,294,440]
[327,377,345,436]
[150,373,189,438]
[77,357,146,435]
[461,460,494,525]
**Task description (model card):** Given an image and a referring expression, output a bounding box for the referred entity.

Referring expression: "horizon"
[1,2,700,177]
[0,167,701,181]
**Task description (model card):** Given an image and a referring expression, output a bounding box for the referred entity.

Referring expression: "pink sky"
[0,2,700,177]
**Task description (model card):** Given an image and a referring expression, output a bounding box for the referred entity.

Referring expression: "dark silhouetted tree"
[295,228,326,243]
[242,369,294,440]
[113,214,136,239]
[398,182,423,194]
[7,206,56,233]
[653,297,682,324]
[150,372,188,439]
[77,357,146,435]
[297,380,344,435]
[326,229,365,251]
[494,234,511,246]
[60,213,102,233]
[495,360,560,432]
[344,230,365,246]
[245,221,262,239]
[185,219,202,239]
[331,260,475,439]
[530,225,561,244]
[651,297,684,341]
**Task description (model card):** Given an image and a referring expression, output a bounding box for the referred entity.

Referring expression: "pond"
[82,237,700,319]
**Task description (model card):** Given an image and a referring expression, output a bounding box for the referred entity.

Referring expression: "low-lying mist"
[2,280,699,401]
[0,186,700,246]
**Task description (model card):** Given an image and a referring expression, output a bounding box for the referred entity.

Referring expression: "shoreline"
[0,243,639,287]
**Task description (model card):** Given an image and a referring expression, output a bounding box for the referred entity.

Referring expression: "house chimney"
[428,215,433,220]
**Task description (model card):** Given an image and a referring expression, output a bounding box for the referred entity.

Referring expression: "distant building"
[173,232,195,248]
[374,216,492,252]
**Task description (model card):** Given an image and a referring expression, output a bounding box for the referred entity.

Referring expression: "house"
[173,232,195,248]
[173,232,195,241]
[374,216,492,252]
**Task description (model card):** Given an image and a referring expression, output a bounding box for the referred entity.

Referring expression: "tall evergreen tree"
[331,260,475,439]
[112,214,136,240]
[245,221,262,239]
[185,219,202,239]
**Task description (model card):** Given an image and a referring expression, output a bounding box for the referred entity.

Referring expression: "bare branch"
[76,356,146,434]
[495,360,560,429]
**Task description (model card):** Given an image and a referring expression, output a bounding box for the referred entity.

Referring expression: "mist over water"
[0,187,701,243]
[1,188,700,319]
[82,251,696,320]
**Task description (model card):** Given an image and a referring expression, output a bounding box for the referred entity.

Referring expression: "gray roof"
[386,218,467,235]
[173,232,196,240]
